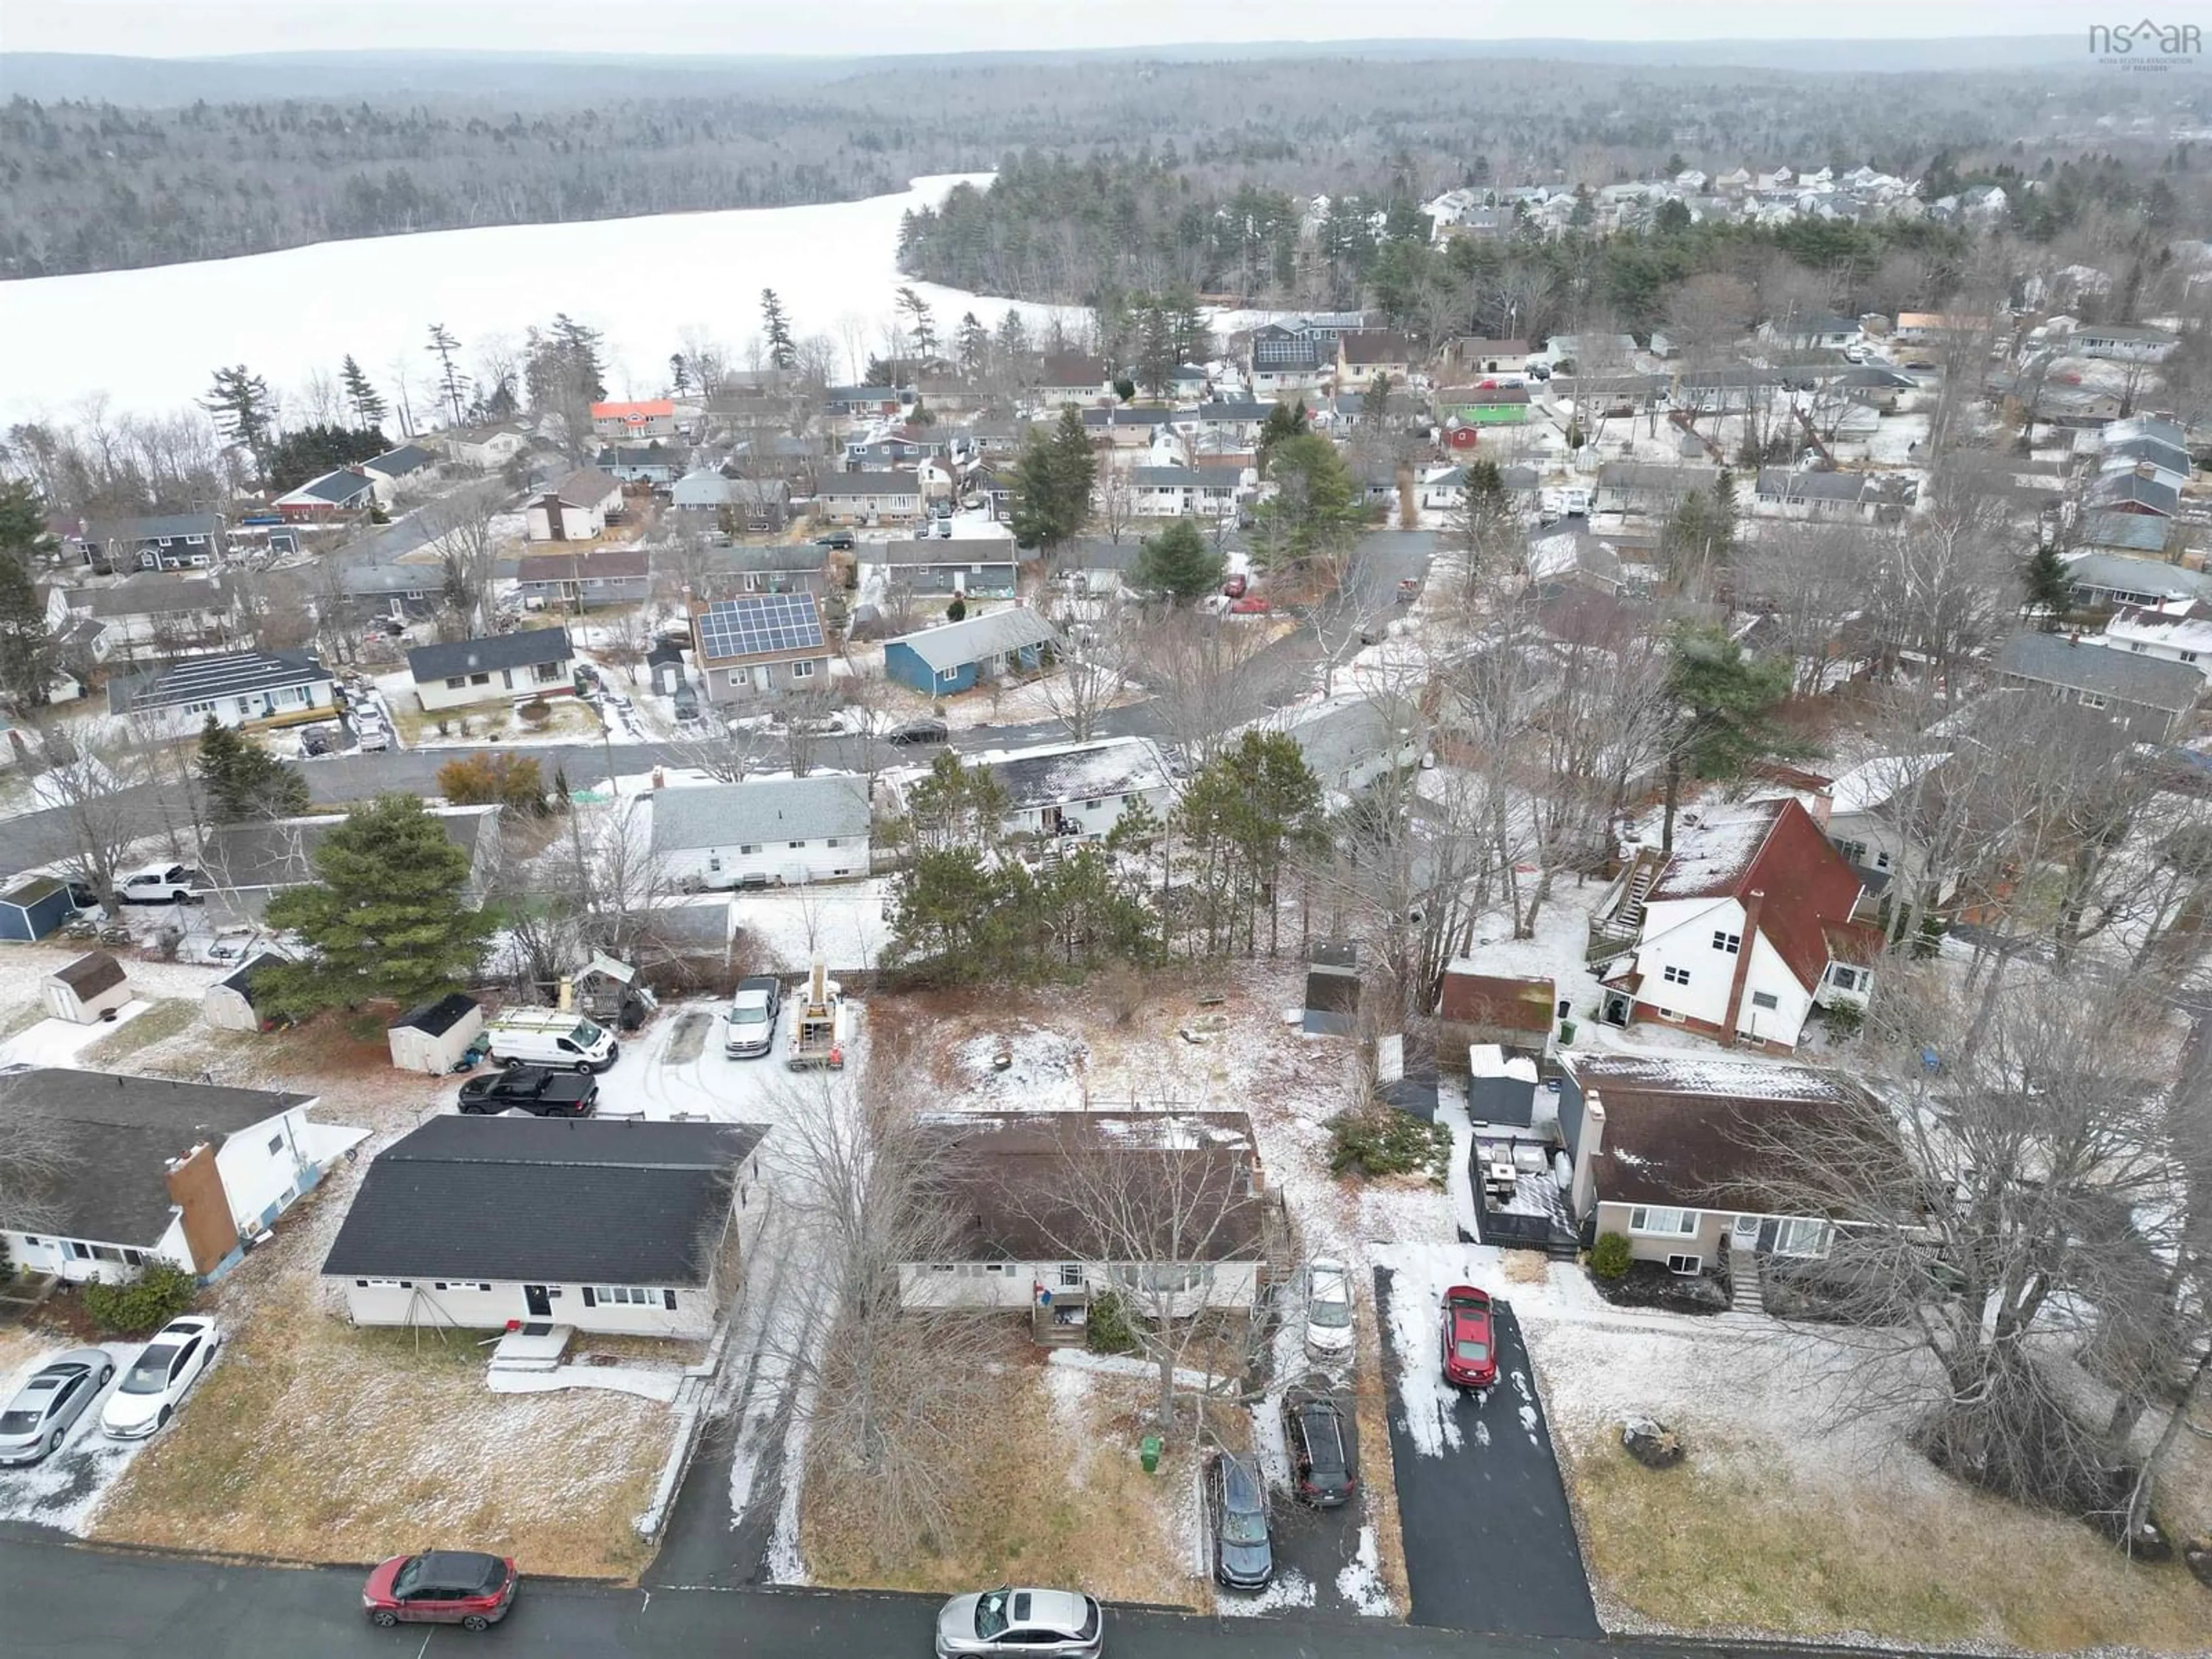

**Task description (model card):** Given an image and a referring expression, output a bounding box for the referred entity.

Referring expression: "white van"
[485,1009,622,1073]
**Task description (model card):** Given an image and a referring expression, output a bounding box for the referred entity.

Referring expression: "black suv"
[459,1064,599,1116]
[1283,1388,1357,1508]
[1207,1451,1274,1590]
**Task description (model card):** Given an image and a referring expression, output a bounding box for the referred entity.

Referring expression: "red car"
[1222,573,1249,599]
[363,1550,518,1630]
[1227,595,1272,615]
[1441,1285,1497,1391]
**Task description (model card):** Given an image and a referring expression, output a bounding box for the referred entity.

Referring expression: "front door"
[524,1285,551,1317]
[1731,1215,1760,1252]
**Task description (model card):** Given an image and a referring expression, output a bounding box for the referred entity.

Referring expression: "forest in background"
[0,52,2194,279]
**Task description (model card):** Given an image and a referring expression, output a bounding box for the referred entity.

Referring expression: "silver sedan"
[0,1347,116,1466]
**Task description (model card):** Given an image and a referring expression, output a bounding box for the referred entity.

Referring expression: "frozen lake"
[0,172,1073,427]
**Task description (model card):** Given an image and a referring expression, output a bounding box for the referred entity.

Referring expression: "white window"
[532,661,563,684]
[592,1285,657,1305]
[469,672,490,685]
[1665,1253,1702,1275]
[2183,651,2199,665]
[1662,964,1690,986]
[1874,850,1892,870]
[267,1132,284,1154]
[727,669,746,688]
[790,658,816,680]
[788,840,804,850]
[938,667,959,684]
[2130,642,2148,653]
[1772,1218,1832,1257]
[2078,691,2107,710]
[1713,931,1740,953]
[1630,1206,1699,1237]
[1750,990,1780,1012]
[825,838,842,849]
[1058,1265,1083,1289]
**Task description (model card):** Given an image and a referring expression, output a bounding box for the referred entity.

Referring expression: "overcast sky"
[6,1,2096,56]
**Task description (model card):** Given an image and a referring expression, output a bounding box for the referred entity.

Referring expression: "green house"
[1436,383,1531,426]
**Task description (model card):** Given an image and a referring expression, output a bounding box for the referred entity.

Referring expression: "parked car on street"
[1221,573,1248,599]
[457,1064,599,1116]
[1226,596,1272,616]
[935,1586,1103,1658]
[116,863,202,904]
[1206,1452,1274,1590]
[1440,1284,1497,1391]
[100,1317,219,1440]
[887,718,950,746]
[1283,1385,1357,1508]
[1304,1258,1355,1363]
[361,1550,518,1630]
[815,531,856,551]
[724,975,783,1059]
[0,1347,115,1465]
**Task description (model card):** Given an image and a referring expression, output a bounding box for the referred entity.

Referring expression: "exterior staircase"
[1726,1247,1763,1315]
[1586,849,1666,965]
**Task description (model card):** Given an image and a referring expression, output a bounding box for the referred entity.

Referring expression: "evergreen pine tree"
[1257,399,1310,471]
[548,314,607,402]
[1661,624,1806,850]
[2024,543,2072,627]
[262,794,494,1016]
[761,289,796,373]
[895,286,938,359]
[0,481,56,710]
[1132,519,1226,605]
[198,715,310,821]
[956,312,989,378]
[669,353,690,396]
[202,365,275,474]
[339,354,388,429]
[427,324,469,427]
[994,309,1030,363]
[1009,407,1096,555]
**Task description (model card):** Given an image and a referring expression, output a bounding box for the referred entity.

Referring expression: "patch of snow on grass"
[954,1027,1090,1110]
[0,1342,149,1535]
[1335,1523,1393,1617]
[0,1002,154,1067]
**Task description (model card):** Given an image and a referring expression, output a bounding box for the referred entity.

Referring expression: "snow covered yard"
[1520,1306,2212,1652]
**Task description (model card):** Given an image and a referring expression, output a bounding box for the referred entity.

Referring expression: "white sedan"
[100,1316,219,1440]
[1304,1259,1355,1363]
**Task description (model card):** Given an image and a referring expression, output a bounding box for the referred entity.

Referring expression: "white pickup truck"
[116,863,203,904]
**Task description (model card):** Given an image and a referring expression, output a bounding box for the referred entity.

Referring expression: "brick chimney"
[164,1142,237,1277]
[1569,1090,1605,1220]
[1721,889,1765,1046]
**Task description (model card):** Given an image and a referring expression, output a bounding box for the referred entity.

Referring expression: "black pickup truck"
[457,1064,599,1117]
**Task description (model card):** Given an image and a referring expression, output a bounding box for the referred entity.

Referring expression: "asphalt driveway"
[1373,1269,1598,1638]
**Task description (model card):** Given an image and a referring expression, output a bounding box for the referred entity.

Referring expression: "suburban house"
[671,471,791,531]
[969,736,1173,842]
[1434,384,1532,427]
[1435,969,1558,1067]
[590,398,679,439]
[690,592,832,705]
[898,1112,1268,1330]
[1586,797,1881,1050]
[0,1069,350,1285]
[513,547,652,608]
[1556,1051,1887,1283]
[1813,753,1953,900]
[2093,601,2212,683]
[594,442,690,486]
[1441,337,1532,376]
[885,607,1059,696]
[361,444,440,487]
[2065,551,2210,609]
[878,541,1019,600]
[2075,325,2180,363]
[1248,324,1328,394]
[1995,629,2200,744]
[824,385,907,420]
[406,628,576,711]
[322,1116,767,1340]
[1335,329,1416,388]
[1751,468,1918,524]
[49,573,237,658]
[442,422,530,470]
[648,774,873,889]
[1033,353,1116,406]
[1130,466,1241,519]
[107,649,334,737]
[2098,435,2192,494]
[1081,406,1177,450]
[526,467,626,541]
[273,468,379,521]
[1274,695,1427,800]
[196,806,499,921]
[815,471,925,525]
[1594,462,1719,518]
[70,513,229,572]
[698,542,830,599]
[2073,513,2175,559]
[2090,467,2181,519]
[1758,311,1859,351]
[1187,401,1275,448]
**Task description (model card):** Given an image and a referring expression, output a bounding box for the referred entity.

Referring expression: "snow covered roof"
[1826,753,1946,819]
[1646,798,1872,995]
[980,736,1169,812]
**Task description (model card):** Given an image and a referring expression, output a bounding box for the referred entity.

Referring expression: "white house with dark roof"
[406,627,575,711]
[321,1116,767,1339]
[1751,468,1917,524]
[107,649,334,737]
[48,573,237,658]
[955,735,1173,842]
[0,1068,357,1285]
[2093,601,2212,683]
[1129,466,1242,519]
[361,444,440,485]
[527,467,626,541]
[1995,629,2200,743]
[195,806,499,921]
[2065,551,2209,609]
[814,471,925,525]
[647,774,873,889]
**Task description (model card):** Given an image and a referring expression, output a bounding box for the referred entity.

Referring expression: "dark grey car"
[0,1347,115,1465]
[1207,1451,1274,1590]
[1285,1387,1357,1508]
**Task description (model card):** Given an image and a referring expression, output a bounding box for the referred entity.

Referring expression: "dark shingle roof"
[49,950,126,998]
[390,992,479,1036]
[320,1117,767,1284]
[108,649,328,715]
[406,628,574,684]
[81,513,223,546]
[1997,631,2201,713]
[287,469,376,506]
[0,1069,310,1247]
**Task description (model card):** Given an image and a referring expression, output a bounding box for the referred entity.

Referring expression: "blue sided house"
[884,607,1059,696]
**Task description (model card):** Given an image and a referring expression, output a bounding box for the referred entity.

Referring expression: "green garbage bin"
[1559,1019,1577,1047]
[1139,1434,1162,1474]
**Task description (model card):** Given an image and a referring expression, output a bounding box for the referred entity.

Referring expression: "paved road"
[0,1529,1673,1659]
[1374,1271,1599,1638]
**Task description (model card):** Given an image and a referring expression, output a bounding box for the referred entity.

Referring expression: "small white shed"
[43,950,130,1024]
[202,952,287,1033]
[387,992,484,1074]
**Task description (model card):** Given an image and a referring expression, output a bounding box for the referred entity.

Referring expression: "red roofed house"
[1586,798,1880,1051]
[590,399,677,440]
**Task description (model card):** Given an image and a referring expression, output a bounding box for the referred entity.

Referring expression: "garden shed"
[202,953,289,1033]
[43,950,130,1023]
[0,876,74,942]
[387,993,483,1074]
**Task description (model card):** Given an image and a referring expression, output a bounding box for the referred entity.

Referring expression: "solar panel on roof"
[697,594,823,661]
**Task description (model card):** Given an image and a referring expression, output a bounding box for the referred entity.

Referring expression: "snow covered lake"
[0,172,1073,427]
